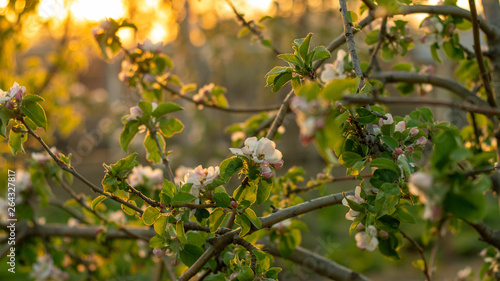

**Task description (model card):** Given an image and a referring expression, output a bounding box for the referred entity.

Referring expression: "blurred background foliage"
[0,0,498,280]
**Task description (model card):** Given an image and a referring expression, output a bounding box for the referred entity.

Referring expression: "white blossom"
[30,255,68,281]
[395,121,406,133]
[342,186,365,220]
[378,113,394,127]
[128,165,163,188]
[320,50,347,83]
[355,225,379,251]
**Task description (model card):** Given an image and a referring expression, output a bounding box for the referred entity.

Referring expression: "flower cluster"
[183,165,220,197]
[192,83,214,105]
[0,82,26,108]
[342,186,365,221]
[128,165,163,189]
[320,50,348,83]
[230,137,283,179]
[355,225,379,251]
[31,147,59,165]
[290,95,328,145]
[30,255,69,281]
[376,114,428,157]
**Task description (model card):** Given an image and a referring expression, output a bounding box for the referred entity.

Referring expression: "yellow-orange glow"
[38,0,66,20]
[69,0,126,21]
[0,0,8,9]
[148,22,168,44]
[244,0,273,11]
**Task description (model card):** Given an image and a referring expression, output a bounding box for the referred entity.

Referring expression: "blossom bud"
[394,147,404,156]
[14,92,22,102]
[378,114,394,127]
[230,272,239,279]
[262,166,274,179]
[406,145,414,153]
[230,201,238,209]
[379,230,389,238]
[273,159,284,170]
[416,136,427,147]
[395,121,406,133]
[130,106,143,118]
[409,172,433,192]
[153,248,165,258]
[5,100,14,109]
[409,127,419,137]
[448,23,455,34]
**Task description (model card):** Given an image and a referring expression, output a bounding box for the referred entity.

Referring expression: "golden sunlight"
[243,0,273,11]
[69,0,126,21]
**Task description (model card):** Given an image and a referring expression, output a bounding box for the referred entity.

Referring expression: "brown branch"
[367,72,490,106]
[464,221,500,250]
[362,0,377,10]
[266,90,294,140]
[224,0,281,55]
[150,128,175,183]
[342,96,500,116]
[468,0,496,108]
[400,230,432,281]
[234,236,259,272]
[339,0,365,88]
[262,238,370,281]
[364,17,387,76]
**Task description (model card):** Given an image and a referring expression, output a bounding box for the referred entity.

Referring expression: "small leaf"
[180,244,204,267]
[120,120,140,151]
[176,221,187,243]
[122,200,138,216]
[213,192,231,208]
[152,102,183,118]
[272,71,293,92]
[142,206,161,226]
[298,33,313,59]
[220,156,244,180]
[91,195,107,210]
[235,214,252,236]
[21,101,47,130]
[209,208,228,232]
[154,215,168,234]
[158,117,184,138]
[244,208,262,229]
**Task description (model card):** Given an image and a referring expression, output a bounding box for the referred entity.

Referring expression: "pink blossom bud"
[317,173,325,179]
[315,118,325,130]
[416,136,427,147]
[420,34,428,44]
[339,108,345,113]
[409,127,419,137]
[379,230,389,238]
[426,65,435,75]
[261,165,274,179]
[170,259,179,266]
[378,113,394,127]
[230,272,239,279]
[5,100,14,109]
[394,147,404,155]
[17,86,26,97]
[153,248,165,258]
[130,106,143,118]
[230,201,238,209]
[395,121,406,133]
[14,92,22,102]
[406,146,414,153]
[273,159,284,170]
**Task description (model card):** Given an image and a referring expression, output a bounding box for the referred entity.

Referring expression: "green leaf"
[394,201,416,224]
[375,215,400,233]
[162,179,176,198]
[443,39,465,61]
[375,183,401,218]
[152,102,183,118]
[392,63,412,72]
[381,136,399,151]
[234,181,258,205]
[356,108,376,124]
[396,82,415,95]
[154,215,168,234]
[378,233,401,260]
[120,120,140,151]
[238,266,255,281]
[209,208,228,232]
[370,158,401,176]
[256,178,273,205]
[370,169,399,188]
[144,132,165,164]
[149,234,168,248]
[272,71,293,92]
[8,127,27,155]
[142,206,161,226]
[339,151,363,168]
[430,42,442,63]
[235,214,252,236]
[176,221,187,243]
[322,78,358,101]
[365,30,380,45]
[297,82,320,101]
[277,54,304,67]
[420,108,434,124]
[298,33,313,59]
[171,192,197,205]
[20,101,47,130]
[377,0,401,13]
[91,195,107,210]
[107,152,139,177]
[220,156,244,180]
[121,200,138,216]
[347,10,358,22]
[278,229,301,258]
[244,208,262,229]
[0,109,12,137]
[180,244,204,267]
[311,45,331,62]
[213,192,231,208]
[158,117,184,138]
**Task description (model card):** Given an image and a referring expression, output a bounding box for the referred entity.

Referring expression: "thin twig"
[48,198,89,224]
[400,230,432,281]
[150,129,175,183]
[364,17,387,76]
[468,0,496,108]
[224,0,281,55]
[163,256,177,281]
[234,236,259,272]
[288,174,373,195]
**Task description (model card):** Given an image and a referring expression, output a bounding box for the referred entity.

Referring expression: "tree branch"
[150,128,175,183]
[464,221,500,250]
[288,174,373,195]
[400,230,432,281]
[342,96,500,116]
[339,0,365,88]
[468,0,497,108]
[368,72,490,106]
[262,238,370,281]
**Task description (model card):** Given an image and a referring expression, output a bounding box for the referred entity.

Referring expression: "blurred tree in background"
[1,0,500,280]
